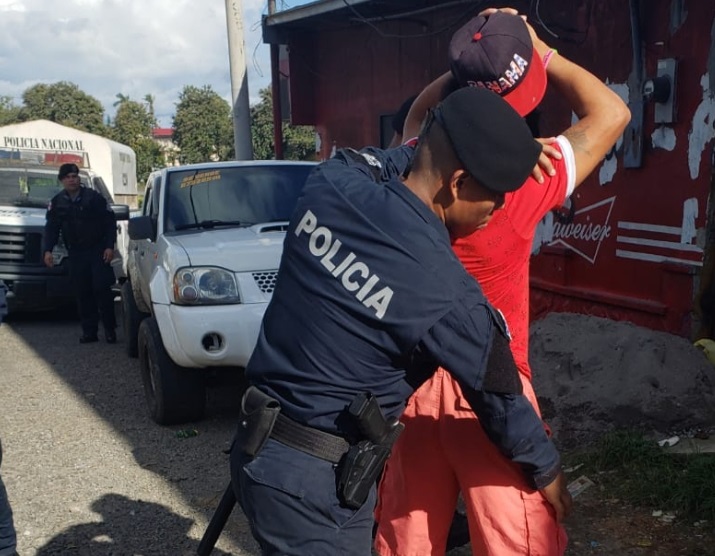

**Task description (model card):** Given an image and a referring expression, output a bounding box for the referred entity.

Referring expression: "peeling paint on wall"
[616,198,703,267]
[532,211,555,255]
[669,0,687,35]
[599,82,629,185]
[651,126,677,151]
[682,197,698,244]
[688,73,715,179]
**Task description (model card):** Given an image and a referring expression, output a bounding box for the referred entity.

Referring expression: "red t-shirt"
[451,137,576,380]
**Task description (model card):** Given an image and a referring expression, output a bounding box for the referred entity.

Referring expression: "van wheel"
[138,317,206,425]
[121,281,148,358]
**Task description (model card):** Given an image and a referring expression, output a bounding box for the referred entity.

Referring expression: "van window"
[92,176,113,202]
[0,167,63,208]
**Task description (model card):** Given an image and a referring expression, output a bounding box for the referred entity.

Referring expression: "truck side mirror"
[128,215,156,241]
[110,203,131,221]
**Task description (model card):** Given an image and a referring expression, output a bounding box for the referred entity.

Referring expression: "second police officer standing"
[43,163,118,344]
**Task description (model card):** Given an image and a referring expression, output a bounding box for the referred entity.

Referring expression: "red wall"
[280,0,715,338]
[529,0,713,338]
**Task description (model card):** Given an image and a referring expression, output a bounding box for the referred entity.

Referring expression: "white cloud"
[0,0,278,126]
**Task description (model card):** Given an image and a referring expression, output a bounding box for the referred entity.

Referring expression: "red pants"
[374,369,566,556]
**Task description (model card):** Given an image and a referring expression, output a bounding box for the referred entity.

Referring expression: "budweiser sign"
[534,196,616,264]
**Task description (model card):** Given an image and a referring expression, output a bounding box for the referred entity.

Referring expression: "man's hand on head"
[477,7,551,58]
[478,6,521,18]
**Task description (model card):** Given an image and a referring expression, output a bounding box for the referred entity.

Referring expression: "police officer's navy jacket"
[247,145,560,489]
[43,187,116,253]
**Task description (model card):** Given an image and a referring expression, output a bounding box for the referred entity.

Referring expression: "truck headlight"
[173,267,240,305]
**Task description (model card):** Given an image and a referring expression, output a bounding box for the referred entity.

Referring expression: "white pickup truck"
[123,160,315,425]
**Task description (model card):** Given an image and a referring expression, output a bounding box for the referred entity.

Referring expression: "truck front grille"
[0,230,42,265]
[252,271,278,294]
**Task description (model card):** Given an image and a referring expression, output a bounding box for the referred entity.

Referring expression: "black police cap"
[58,163,80,180]
[434,86,541,194]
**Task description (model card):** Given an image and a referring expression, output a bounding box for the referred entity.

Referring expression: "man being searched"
[43,163,118,344]
[375,9,630,556]
[229,86,571,555]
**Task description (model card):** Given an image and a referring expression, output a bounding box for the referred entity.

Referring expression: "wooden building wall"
[277,0,715,339]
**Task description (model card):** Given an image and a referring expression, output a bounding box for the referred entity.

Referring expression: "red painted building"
[263,0,715,340]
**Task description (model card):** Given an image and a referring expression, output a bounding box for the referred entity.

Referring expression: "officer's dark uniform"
[229,143,561,555]
[43,186,117,341]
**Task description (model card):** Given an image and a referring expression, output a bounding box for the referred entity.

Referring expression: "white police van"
[0,150,129,312]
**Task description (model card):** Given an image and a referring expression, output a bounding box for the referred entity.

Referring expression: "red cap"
[449,12,547,116]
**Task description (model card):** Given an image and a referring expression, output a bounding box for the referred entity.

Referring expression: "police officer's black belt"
[270,413,350,464]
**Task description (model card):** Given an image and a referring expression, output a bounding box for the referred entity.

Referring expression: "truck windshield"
[164,164,314,233]
[0,168,87,208]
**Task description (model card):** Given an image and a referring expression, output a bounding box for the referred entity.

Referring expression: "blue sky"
[0,0,310,126]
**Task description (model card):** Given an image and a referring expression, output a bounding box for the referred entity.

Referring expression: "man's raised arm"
[529,23,631,188]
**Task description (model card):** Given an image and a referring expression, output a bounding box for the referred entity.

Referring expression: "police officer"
[43,163,117,344]
[229,87,571,555]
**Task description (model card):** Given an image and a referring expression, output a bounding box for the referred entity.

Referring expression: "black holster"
[237,386,281,457]
[338,441,393,509]
[337,393,404,509]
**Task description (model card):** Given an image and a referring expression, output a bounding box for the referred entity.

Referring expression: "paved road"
[0,305,259,555]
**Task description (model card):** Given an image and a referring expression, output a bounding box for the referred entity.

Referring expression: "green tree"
[250,87,315,160]
[144,94,155,121]
[113,93,130,108]
[111,98,163,184]
[172,85,233,164]
[19,81,106,134]
[0,96,21,126]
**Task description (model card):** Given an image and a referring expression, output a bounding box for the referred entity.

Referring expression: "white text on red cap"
[467,53,528,95]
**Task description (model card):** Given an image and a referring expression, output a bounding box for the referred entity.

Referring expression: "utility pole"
[268,0,284,159]
[225,0,253,160]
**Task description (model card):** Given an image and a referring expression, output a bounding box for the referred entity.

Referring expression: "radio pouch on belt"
[238,386,281,457]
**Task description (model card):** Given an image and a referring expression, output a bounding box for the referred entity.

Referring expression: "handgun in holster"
[337,392,404,509]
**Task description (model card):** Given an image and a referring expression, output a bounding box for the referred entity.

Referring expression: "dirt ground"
[447,489,715,556]
[530,313,715,450]
[563,488,715,556]
[531,313,715,556]
[1,309,715,555]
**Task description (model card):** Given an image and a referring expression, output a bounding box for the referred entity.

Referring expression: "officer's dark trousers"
[231,438,377,555]
[68,248,116,337]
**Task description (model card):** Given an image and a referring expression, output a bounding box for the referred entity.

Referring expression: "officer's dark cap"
[58,163,80,180]
[432,86,541,194]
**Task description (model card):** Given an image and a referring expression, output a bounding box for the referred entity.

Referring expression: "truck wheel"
[137,317,206,425]
[121,281,148,358]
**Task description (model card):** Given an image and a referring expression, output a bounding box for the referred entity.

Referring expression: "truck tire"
[121,281,148,358]
[138,317,206,425]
